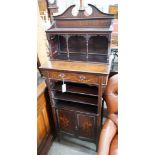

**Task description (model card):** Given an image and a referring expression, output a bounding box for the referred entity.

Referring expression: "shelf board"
[59,52,108,56]
[40,60,110,75]
[54,92,98,106]
[47,28,112,33]
[54,100,98,115]
[53,54,109,63]
[52,82,98,97]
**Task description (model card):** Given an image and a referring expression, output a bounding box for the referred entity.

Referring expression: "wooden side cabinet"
[40,60,110,149]
[38,2,114,152]
[37,81,55,155]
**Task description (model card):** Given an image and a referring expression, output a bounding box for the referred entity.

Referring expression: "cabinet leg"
[96,142,98,152]
[57,133,61,142]
[58,137,60,142]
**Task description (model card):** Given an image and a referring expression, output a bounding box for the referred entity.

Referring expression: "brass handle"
[58,73,65,78]
[79,75,86,81]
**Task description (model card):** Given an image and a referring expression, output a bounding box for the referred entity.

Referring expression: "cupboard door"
[77,114,96,140]
[56,109,75,135]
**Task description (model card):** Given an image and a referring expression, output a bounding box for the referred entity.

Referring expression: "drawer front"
[46,70,100,84]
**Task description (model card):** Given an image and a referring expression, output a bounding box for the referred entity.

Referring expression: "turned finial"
[79,0,85,10]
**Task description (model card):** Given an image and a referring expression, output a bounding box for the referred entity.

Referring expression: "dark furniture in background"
[110,48,118,77]
[46,0,58,22]
[40,3,114,151]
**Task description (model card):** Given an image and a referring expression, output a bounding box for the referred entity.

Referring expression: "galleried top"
[45,2,114,63]
[49,4,114,28]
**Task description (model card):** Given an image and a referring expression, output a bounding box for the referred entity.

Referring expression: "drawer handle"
[58,73,65,78]
[79,75,86,81]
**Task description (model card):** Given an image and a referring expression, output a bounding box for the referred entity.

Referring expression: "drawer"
[44,70,100,84]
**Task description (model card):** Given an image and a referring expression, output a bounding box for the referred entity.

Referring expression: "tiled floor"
[47,136,97,155]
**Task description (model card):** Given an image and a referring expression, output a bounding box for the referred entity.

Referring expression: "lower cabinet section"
[43,79,106,150]
[55,108,97,141]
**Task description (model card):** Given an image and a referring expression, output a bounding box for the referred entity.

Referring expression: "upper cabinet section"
[46,3,114,63]
[49,4,114,28]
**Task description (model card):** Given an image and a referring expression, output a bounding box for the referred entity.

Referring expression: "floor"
[47,136,97,155]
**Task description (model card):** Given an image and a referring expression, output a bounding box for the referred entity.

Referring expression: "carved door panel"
[77,114,96,140]
[56,109,75,135]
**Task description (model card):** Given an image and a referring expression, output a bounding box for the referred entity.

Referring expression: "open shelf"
[54,92,98,106]
[51,35,109,63]
[53,53,109,63]
[54,100,98,115]
[52,81,98,97]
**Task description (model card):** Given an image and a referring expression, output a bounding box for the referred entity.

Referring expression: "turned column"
[64,35,70,60]
[85,34,90,60]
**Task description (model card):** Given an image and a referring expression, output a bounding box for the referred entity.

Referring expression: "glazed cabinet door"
[77,114,96,140]
[56,109,76,135]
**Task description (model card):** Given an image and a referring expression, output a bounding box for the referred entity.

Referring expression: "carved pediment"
[54,4,114,19]
[88,4,114,18]
[51,4,114,28]
[54,5,76,18]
